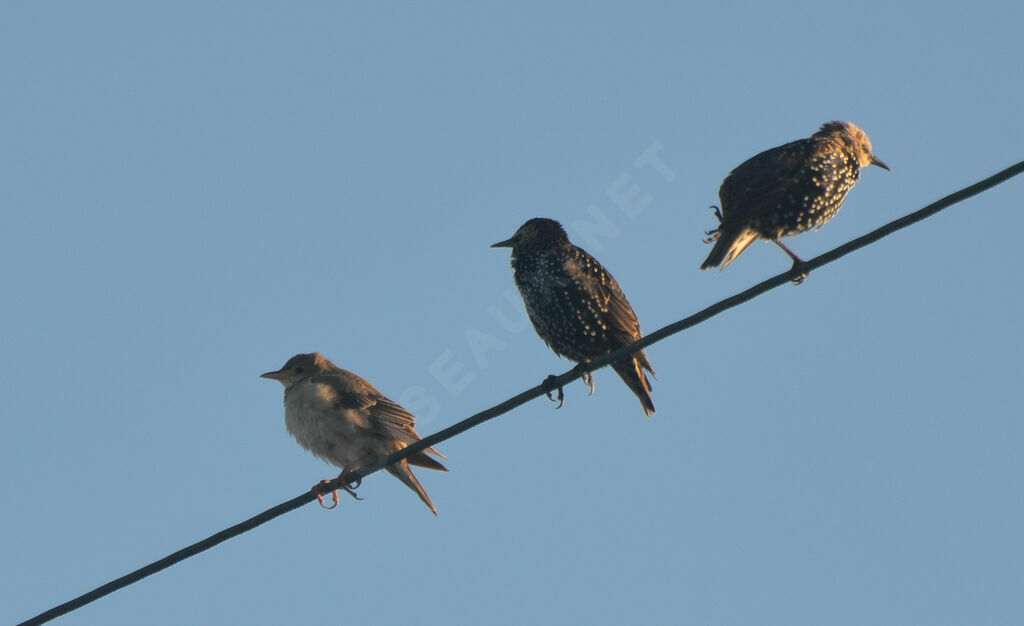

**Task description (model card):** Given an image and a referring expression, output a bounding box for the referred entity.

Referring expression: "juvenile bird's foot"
[313,480,340,509]
[312,469,364,509]
[542,374,565,409]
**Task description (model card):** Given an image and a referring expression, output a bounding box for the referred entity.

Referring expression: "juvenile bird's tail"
[612,352,656,417]
[387,455,444,515]
[700,225,759,271]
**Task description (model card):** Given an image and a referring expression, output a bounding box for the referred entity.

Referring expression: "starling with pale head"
[262,352,447,515]
[701,121,889,279]
[492,218,656,416]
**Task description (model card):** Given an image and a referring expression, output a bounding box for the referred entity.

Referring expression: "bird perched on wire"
[261,352,447,515]
[492,217,656,416]
[701,121,889,281]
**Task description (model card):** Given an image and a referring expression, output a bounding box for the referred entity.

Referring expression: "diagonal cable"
[17,159,1024,626]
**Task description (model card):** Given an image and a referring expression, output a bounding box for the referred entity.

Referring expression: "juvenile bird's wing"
[719,137,821,223]
[313,374,447,468]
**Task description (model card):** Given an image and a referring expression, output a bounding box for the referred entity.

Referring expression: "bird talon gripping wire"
[313,482,340,509]
[541,374,565,409]
[574,365,596,396]
[337,470,363,498]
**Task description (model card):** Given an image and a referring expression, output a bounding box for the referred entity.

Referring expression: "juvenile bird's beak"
[491,236,516,248]
[870,154,890,171]
[260,369,289,381]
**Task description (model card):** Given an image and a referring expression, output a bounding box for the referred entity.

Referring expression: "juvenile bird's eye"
[295,366,305,374]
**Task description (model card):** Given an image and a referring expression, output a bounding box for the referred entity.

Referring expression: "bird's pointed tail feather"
[612,356,656,417]
[386,460,439,515]
[701,226,759,271]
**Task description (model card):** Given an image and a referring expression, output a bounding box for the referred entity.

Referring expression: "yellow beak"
[260,369,290,381]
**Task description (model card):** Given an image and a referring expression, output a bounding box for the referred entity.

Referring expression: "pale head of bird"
[491,217,570,255]
[818,121,889,172]
[260,352,328,388]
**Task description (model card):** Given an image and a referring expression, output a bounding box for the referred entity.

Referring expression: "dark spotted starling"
[701,121,889,280]
[492,218,655,416]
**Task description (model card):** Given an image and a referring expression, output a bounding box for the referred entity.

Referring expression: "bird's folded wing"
[569,247,646,352]
[720,139,817,222]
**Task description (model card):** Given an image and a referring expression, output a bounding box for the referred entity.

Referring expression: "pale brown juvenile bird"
[493,217,656,416]
[701,121,889,280]
[261,352,447,515]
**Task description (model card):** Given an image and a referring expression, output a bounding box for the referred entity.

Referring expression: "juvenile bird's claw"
[313,471,364,509]
[313,480,340,509]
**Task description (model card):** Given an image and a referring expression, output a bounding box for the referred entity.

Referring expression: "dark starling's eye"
[294,366,305,374]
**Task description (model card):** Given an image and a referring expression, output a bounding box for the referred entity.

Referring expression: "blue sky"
[3,3,1023,625]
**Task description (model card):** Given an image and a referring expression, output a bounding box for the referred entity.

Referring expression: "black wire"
[17,159,1024,626]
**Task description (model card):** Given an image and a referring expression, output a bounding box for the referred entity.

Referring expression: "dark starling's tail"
[386,458,440,516]
[612,352,656,417]
[701,225,759,271]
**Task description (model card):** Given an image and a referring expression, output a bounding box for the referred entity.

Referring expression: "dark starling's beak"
[490,236,516,248]
[870,154,890,171]
[260,369,289,381]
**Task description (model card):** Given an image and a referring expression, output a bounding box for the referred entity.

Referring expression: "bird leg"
[703,206,724,243]
[312,468,364,509]
[541,374,565,409]
[773,239,808,285]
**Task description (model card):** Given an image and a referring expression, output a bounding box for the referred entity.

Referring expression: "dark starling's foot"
[542,374,565,409]
[703,207,724,242]
[788,261,809,285]
[772,239,807,284]
[571,363,596,396]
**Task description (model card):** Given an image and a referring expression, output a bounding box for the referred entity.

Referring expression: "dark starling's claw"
[568,363,596,396]
[542,374,565,409]
[787,260,809,285]
[581,371,596,396]
[709,205,724,223]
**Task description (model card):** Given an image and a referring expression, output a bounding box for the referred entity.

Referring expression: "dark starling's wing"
[566,246,645,351]
[719,138,819,223]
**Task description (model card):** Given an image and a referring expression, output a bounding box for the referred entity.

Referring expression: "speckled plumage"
[702,121,889,272]
[261,352,447,515]
[492,218,655,416]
